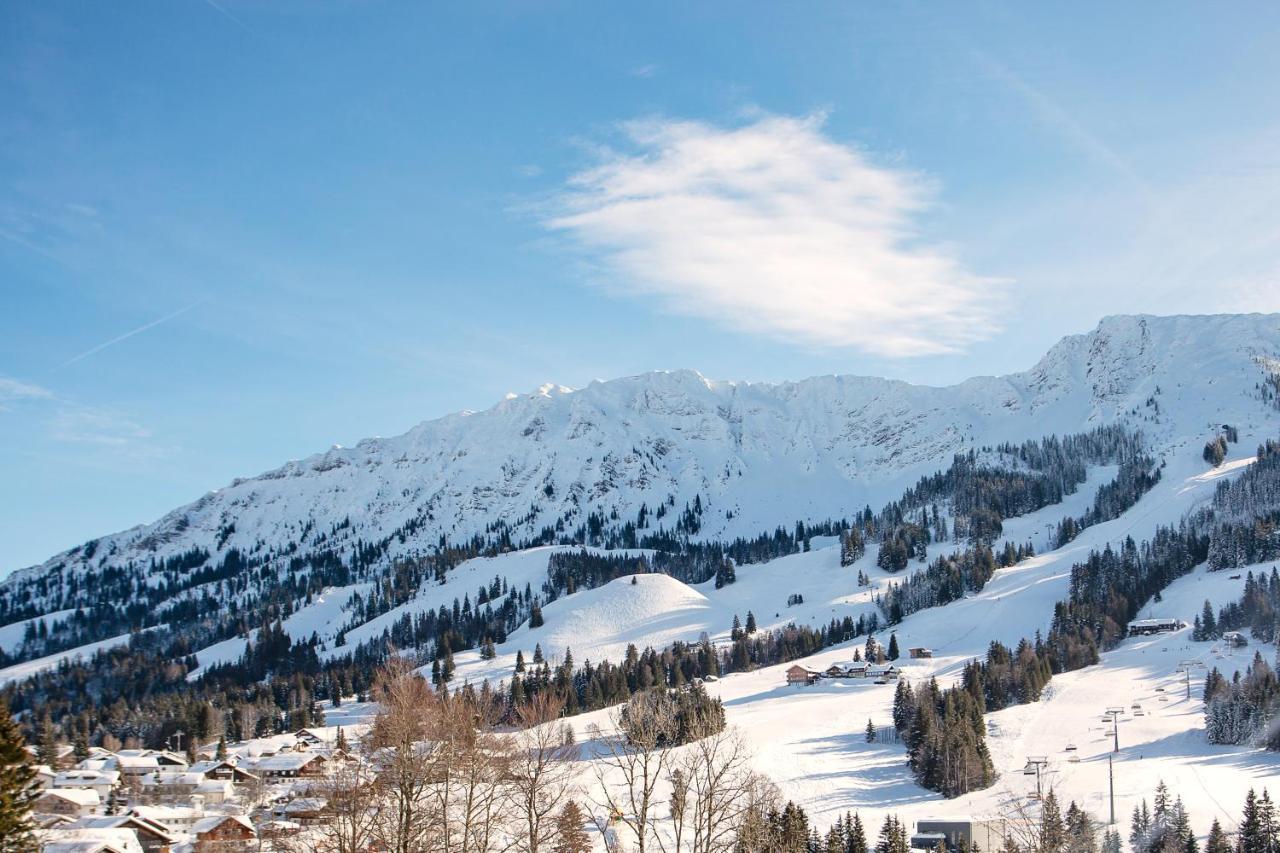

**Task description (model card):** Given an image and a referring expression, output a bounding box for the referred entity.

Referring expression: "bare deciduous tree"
[589,692,678,853]
[367,655,441,853]
[663,727,754,853]
[509,693,580,853]
[312,759,381,853]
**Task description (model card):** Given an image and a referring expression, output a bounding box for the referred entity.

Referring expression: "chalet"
[34,787,102,818]
[1222,631,1249,648]
[253,751,328,779]
[187,759,257,784]
[824,661,871,678]
[867,664,899,681]
[129,805,205,833]
[38,827,144,853]
[908,647,934,659]
[65,815,178,853]
[785,664,821,686]
[192,814,257,851]
[110,753,161,777]
[276,796,327,825]
[54,769,121,800]
[293,728,328,745]
[1128,618,1182,636]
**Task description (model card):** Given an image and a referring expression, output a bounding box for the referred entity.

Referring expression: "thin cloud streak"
[59,298,210,369]
[198,0,254,35]
[547,113,1007,357]
[971,50,1150,197]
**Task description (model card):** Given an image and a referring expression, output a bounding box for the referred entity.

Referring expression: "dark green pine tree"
[887,632,900,661]
[1203,819,1230,853]
[745,611,758,634]
[865,719,877,743]
[0,699,37,852]
[1040,790,1066,853]
[848,812,868,853]
[1237,790,1264,853]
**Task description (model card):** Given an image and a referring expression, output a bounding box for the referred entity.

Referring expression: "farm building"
[908,647,933,659]
[785,664,821,686]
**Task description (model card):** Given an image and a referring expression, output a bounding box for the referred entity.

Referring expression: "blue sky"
[3,1,1280,572]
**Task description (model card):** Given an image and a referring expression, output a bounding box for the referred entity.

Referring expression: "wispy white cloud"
[0,377,53,402]
[630,64,659,79]
[0,375,156,451]
[60,298,209,369]
[546,113,1006,356]
[50,407,152,447]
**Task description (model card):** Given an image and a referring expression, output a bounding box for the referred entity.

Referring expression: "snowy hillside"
[3,312,1280,676]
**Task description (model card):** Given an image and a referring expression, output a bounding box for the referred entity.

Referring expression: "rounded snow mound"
[512,573,726,664]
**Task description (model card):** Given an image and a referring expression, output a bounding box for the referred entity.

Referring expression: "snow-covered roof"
[55,769,120,787]
[39,827,143,853]
[254,752,326,771]
[38,788,102,806]
[191,813,255,836]
[64,816,176,841]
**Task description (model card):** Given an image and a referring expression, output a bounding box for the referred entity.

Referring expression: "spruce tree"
[865,719,877,743]
[1040,790,1066,853]
[1203,819,1230,853]
[848,813,868,853]
[0,699,36,852]
[887,632,900,661]
[554,801,591,853]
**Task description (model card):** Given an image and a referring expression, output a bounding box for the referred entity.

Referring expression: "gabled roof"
[54,769,120,787]
[64,815,177,842]
[254,752,327,771]
[192,813,256,836]
[38,788,102,806]
[38,827,143,853]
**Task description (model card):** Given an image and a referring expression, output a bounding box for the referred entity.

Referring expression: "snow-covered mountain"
[3,313,1280,651]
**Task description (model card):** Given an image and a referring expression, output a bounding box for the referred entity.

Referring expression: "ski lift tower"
[1177,660,1205,700]
[1104,707,1125,752]
[1023,755,1049,799]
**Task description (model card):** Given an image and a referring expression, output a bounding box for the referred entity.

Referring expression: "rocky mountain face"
[3,313,1280,659]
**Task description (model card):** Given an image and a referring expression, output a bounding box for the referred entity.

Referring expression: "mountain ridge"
[8,312,1280,587]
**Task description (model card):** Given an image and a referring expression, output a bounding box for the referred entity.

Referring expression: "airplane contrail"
[59,298,210,369]
[200,0,254,35]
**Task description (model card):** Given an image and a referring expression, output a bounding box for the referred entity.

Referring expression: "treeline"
[1,627,388,753]
[1204,652,1280,749]
[1202,567,1280,643]
[509,612,883,722]
[878,434,1158,625]
[1050,527,1208,652]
